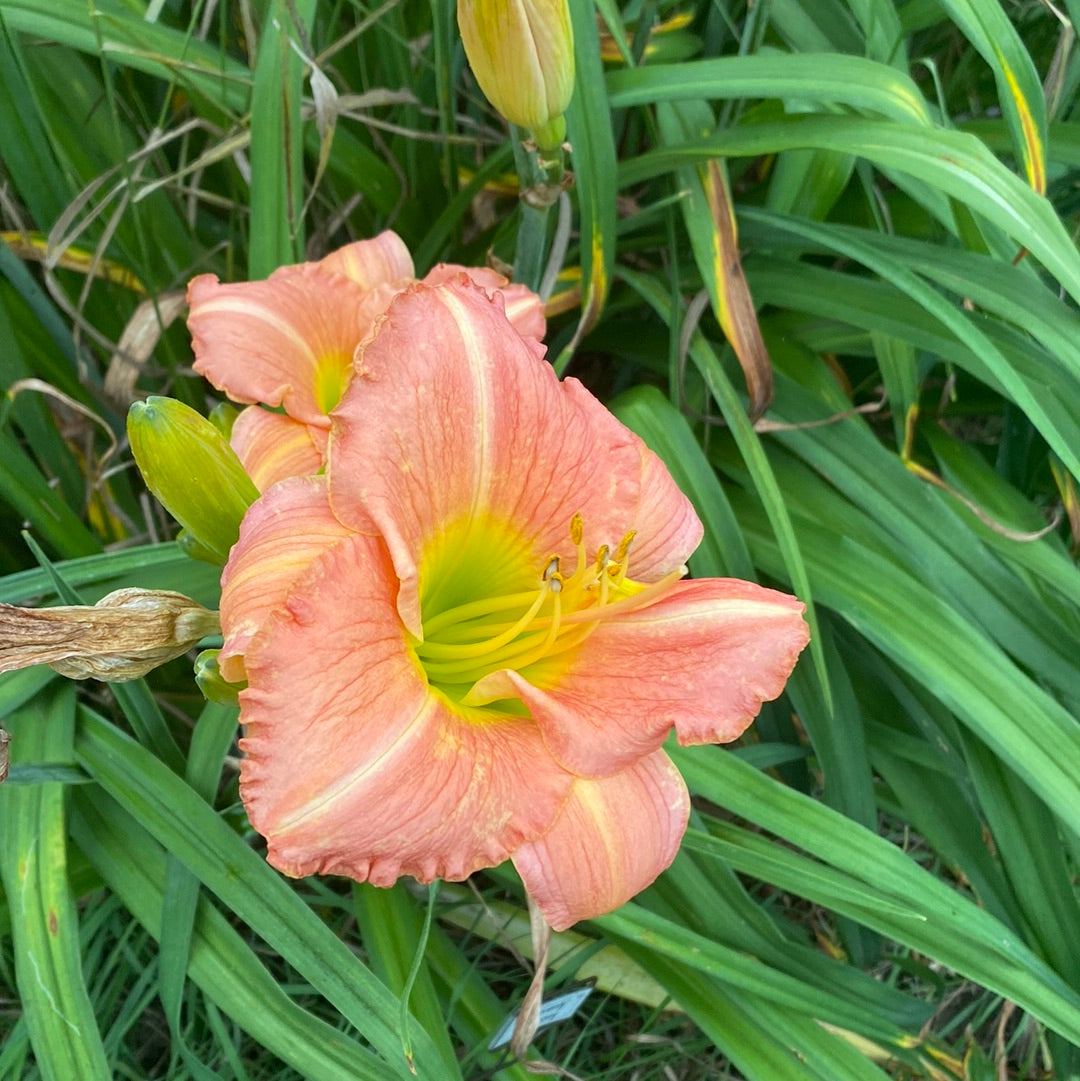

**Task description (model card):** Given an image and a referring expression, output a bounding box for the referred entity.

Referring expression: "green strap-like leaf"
[0,683,111,1080]
[599,905,908,1046]
[0,542,219,605]
[606,53,931,125]
[557,0,617,370]
[248,0,316,275]
[934,0,1048,191]
[69,786,399,1081]
[619,116,1080,308]
[675,748,1080,1045]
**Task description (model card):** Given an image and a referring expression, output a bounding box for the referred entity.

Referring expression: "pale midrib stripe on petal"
[274,690,438,834]
[612,595,801,629]
[441,286,496,527]
[199,295,321,370]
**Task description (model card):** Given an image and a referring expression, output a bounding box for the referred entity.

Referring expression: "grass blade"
[0,682,111,1080]
[556,0,617,370]
[676,748,1080,1044]
[69,786,398,1081]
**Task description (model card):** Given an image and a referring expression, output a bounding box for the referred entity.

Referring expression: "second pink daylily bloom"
[218,276,808,930]
[188,232,545,490]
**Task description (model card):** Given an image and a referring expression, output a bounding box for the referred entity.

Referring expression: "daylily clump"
[201,248,808,931]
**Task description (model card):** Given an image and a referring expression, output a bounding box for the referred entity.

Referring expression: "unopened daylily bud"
[128,396,259,564]
[208,400,241,440]
[0,589,221,682]
[176,529,224,565]
[194,649,245,706]
[458,0,575,151]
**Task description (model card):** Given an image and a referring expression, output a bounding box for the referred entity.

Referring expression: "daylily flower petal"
[498,283,548,342]
[314,231,414,288]
[470,578,808,774]
[237,524,574,884]
[329,279,691,636]
[188,266,382,425]
[218,476,351,683]
[230,407,326,490]
[423,264,546,342]
[188,236,548,484]
[623,438,703,580]
[316,236,545,341]
[512,750,689,932]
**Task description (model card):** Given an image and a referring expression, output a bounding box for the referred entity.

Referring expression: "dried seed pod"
[0,589,220,682]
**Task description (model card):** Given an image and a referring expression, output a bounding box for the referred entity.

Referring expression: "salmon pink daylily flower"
[187,231,545,491]
[218,277,808,931]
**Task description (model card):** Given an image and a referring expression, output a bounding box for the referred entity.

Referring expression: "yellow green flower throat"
[414,513,685,703]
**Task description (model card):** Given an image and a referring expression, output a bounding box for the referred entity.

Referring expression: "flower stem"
[511,124,566,292]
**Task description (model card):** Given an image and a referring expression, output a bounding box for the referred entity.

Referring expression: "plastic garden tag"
[488,984,594,1051]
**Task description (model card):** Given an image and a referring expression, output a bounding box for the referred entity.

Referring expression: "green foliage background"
[1,1,1079,1078]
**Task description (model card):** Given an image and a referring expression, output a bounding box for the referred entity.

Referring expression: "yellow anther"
[570,513,584,546]
[543,555,561,582]
[612,530,636,567]
[584,545,609,589]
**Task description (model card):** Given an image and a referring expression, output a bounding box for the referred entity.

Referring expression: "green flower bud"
[458,0,575,151]
[128,397,259,564]
[209,400,242,440]
[194,649,245,706]
[176,529,226,566]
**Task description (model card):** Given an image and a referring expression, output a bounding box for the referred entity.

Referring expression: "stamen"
[421,625,556,679]
[421,589,540,637]
[417,584,549,660]
[423,568,569,678]
[571,514,588,582]
[417,515,682,698]
[558,564,685,625]
[459,585,565,677]
[595,563,611,607]
[613,530,636,565]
